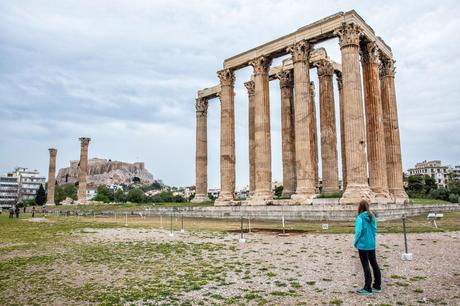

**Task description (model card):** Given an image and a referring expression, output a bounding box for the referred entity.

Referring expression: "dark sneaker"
[372,288,382,293]
[357,289,372,295]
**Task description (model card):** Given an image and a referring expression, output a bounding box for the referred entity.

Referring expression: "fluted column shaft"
[317,61,340,195]
[337,72,347,190]
[192,98,210,203]
[362,42,391,203]
[277,71,296,197]
[335,23,374,204]
[288,40,316,203]
[310,82,319,191]
[216,69,236,204]
[78,137,91,203]
[249,56,272,202]
[245,80,256,197]
[380,58,409,203]
[46,148,57,205]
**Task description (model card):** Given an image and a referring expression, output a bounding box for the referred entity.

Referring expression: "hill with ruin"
[56,158,155,186]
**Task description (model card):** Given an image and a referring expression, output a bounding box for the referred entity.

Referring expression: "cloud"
[0,0,459,187]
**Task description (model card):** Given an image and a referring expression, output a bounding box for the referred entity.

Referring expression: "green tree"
[406,175,425,195]
[424,175,437,193]
[273,185,283,198]
[35,184,47,206]
[54,184,77,205]
[127,188,144,203]
[114,189,126,203]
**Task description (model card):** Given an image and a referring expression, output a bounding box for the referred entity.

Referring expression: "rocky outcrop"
[56,158,154,186]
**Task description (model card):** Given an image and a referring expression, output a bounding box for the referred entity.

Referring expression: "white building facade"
[407,160,449,188]
[0,167,45,209]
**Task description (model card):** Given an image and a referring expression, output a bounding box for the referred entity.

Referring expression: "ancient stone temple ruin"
[193,11,408,206]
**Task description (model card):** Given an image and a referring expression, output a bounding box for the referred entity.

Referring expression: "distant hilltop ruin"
[56,158,155,186]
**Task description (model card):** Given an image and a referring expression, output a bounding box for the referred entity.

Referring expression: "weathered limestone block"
[334,23,375,204]
[192,97,210,203]
[316,60,340,195]
[361,41,392,203]
[215,69,236,205]
[249,55,273,204]
[277,71,296,197]
[380,57,409,204]
[287,40,316,204]
[46,148,57,205]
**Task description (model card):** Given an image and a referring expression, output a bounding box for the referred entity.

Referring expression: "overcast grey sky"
[1,0,459,188]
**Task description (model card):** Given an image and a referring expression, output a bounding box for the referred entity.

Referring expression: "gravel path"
[79,228,460,305]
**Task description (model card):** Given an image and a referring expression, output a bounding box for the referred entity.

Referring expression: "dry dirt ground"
[73,228,460,305]
[1,217,459,305]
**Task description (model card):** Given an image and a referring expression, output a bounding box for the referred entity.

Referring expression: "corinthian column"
[77,137,91,203]
[380,57,409,204]
[249,56,273,203]
[287,40,316,204]
[192,97,210,203]
[317,60,340,195]
[276,70,296,197]
[361,41,392,203]
[310,81,319,192]
[215,69,236,205]
[337,72,347,190]
[334,23,375,204]
[245,80,256,197]
[46,148,57,205]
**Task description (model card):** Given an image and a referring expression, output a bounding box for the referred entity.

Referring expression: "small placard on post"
[322,224,329,230]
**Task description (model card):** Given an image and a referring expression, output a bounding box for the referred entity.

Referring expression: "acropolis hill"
[56,158,154,187]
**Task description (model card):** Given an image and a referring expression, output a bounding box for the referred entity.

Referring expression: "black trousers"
[358,249,381,292]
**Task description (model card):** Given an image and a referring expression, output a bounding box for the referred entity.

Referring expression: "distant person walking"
[15,206,20,219]
[9,207,14,218]
[354,200,381,295]
[32,206,36,218]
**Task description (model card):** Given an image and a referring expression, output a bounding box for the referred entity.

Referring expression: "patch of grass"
[330,298,343,305]
[414,288,424,293]
[306,281,316,286]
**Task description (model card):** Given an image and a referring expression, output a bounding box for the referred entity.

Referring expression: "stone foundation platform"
[108,203,459,222]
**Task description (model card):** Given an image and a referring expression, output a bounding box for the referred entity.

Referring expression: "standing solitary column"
[335,23,375,204]
[192,98,210,203]
[287,40,316,204]
[215,69,236,205]
[310,81,319,192]
[46,148,57,205]
[277,70,296,197]
[77,137,91,203]
[245,80,256,197]
[361,41,392,203]
[380,56,409,204]
[337,72,347,190]
[249,56,273,203]
[317,60,340,195]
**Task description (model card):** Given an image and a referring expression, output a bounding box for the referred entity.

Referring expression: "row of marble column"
[46,137,91,205]
[194,22,408,205]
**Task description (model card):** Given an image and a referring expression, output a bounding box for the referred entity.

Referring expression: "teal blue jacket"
[354,212,377,250]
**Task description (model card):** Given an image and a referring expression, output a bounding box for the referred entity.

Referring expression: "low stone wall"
[102,203,460,221]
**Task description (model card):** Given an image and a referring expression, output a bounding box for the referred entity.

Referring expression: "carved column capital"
[79,137,91,147]
[195,97,208,115]
[244,80,255,96]
[217,69,235,86]
[276,70,292,88]
[316,59,334,77]
[48,148,57,157]
[286,40,311,63]
[249,55,272,75]
[361,41,380,65]
[379,57,396,78]
[334,22,363,48]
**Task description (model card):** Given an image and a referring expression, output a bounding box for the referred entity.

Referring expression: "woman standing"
[354,200,381,295]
